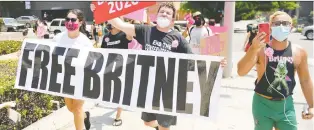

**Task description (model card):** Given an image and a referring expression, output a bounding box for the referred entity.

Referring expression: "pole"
[222,1,235,78]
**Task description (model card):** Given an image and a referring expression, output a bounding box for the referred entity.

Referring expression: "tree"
[181,1,225,23]
[235,1,299,21]
[181,1,299,22]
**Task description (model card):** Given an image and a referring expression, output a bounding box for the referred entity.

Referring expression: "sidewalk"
[23,52,314,130]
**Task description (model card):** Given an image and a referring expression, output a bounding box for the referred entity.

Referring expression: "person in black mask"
[100,22,132,126]
[243,24,258,52]
[187,11,213,54]
[101,23,132,49]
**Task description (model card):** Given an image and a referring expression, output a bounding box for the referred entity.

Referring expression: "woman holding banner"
[52,9,91,130]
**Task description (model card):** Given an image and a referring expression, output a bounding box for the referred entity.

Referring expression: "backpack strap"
[206,27,210,36]
[188,26,194,43]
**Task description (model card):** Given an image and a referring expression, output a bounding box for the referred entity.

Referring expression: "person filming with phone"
[237,11,313,130]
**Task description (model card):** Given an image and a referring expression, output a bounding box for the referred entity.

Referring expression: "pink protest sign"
[124,8,146,22]
[207,35,222,54]
[184,13,195,25]
[200,34,224,55]
[128,39,142,50]
[208,26,228,34]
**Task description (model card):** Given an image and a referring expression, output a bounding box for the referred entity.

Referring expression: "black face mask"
[194,16,202,26]
[106,24,113,30]
[195,19,202,26]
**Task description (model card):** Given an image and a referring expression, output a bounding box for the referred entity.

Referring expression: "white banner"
[14,39,223,119]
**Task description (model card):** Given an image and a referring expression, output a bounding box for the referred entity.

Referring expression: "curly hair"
[157,2,176,18]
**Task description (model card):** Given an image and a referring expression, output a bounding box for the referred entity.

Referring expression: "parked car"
[234,20,258,32]
[0,17,27,32]
[48,18,66,35]
[301,25,313,40]
[16,16,38,28]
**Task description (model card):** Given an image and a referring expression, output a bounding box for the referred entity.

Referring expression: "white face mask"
[156,16,171,28]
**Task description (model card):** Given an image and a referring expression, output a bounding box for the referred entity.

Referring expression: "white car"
[48,18,66,35]
[0,17,27,32]
[234,20,258,32]
[16,16,38,28]
[301,25,313,40]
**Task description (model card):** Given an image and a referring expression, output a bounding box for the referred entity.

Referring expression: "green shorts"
[252,93,297,130]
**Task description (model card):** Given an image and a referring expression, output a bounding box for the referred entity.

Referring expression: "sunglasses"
[65,17,78,22]
[271,21,291,27]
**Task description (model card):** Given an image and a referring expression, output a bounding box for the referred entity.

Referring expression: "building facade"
[0,1,93,21]
[28,1,93,21]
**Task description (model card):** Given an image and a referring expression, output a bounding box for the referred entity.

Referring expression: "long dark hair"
[67,9,87,35]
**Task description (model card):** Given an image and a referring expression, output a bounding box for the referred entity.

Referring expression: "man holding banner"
[91,2,227,130]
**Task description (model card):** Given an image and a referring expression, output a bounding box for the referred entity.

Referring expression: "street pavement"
[18,31,314,130]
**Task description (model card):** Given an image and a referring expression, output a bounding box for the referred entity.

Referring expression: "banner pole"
[222,1,235,78]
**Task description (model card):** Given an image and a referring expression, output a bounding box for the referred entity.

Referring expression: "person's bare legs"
[158,126,170,130]
[144,120,159,130]
[113,107,123,126]
[64,98,85,130]
[116,107,122,119]
[72,99,85,130]
[143,121,170,130]
[144,120,158,127]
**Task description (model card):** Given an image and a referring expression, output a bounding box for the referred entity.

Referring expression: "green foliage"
[180,1,225,22]
[0,60,18,95]
[0,59,65,130]
[292,17,298,27]
[297,28,303,33]
[235,1,299,21]
[277,1,299,10]
[0,18,3,32]
[181,1,299,22]
[0,40,22,56]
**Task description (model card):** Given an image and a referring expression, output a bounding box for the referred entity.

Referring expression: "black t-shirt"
[134,24,192,54]
[254,42,296,98]
[101,31,131,49]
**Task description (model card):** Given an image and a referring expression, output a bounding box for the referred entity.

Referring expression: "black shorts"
[141,112,177,128]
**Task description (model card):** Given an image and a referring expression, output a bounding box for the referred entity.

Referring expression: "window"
[50,21,60,26]
[3,18,17,24]
[61,20,65,26]
[21,17,30,20]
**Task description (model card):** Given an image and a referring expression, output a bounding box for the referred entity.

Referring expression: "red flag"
[93,1,156,24]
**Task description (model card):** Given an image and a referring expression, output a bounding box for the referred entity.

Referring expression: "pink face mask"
[65,21,79,31]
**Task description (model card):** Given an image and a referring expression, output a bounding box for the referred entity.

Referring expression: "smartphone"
[258,23,270,44]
